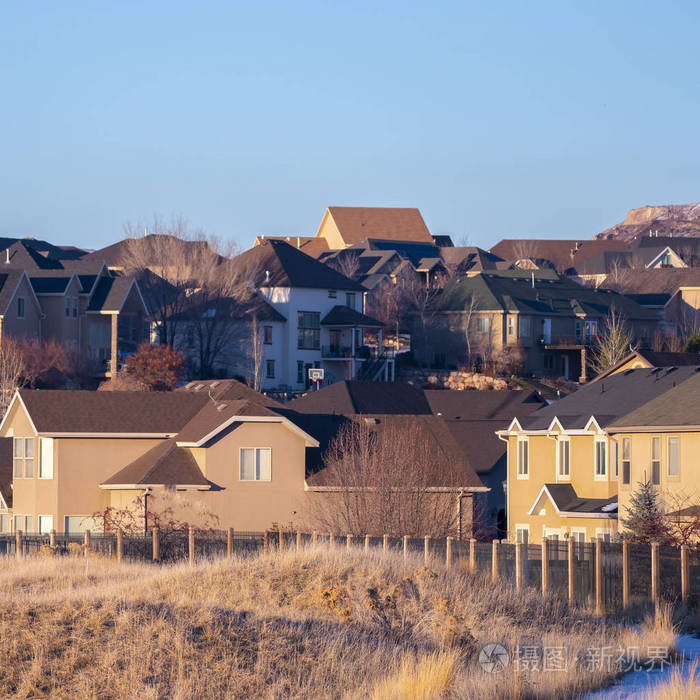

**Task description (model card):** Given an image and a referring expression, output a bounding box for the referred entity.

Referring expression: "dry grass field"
[0,547,680,699]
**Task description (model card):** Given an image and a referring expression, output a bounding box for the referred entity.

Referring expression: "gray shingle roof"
[543,483,617,515]
[321,305,383,327]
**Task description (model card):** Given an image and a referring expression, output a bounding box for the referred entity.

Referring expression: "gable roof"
[513,366,700,431]
[592,349,700,381]
[321,207,433,246]
[530,483,617,516]
[0,269,37,315]
[232,240,365,291]
[101,439,210,488]
[178,378,285,409]
[87,276,147,313]
[321,305,383,328]
[425,389,544,420]
[11,390,209,435]
[608,371,700,429]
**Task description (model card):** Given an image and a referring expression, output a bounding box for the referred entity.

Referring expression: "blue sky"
[1,1,699,250]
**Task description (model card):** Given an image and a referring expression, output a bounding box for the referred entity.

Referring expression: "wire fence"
[0,530,696,616]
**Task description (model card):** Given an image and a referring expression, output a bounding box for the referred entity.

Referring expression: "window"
[297,311,320,350]
[266,359,275,379]
[596,529,612,543]
[517,439,529,477]
[13,515,33,534]
[328,290,337,299]
[38,515,54,534]
[345,292,356,310]
[543,354,554,370]
[570,530,586,544]
[651,437,661,485]
[515,526,529,544]
[0,514,6,533]
[17,296,25,318]
[474,316,491,334]
[297,361,304,384]
[613,441,619,478]
[72,297,78,318]
[558,439,570,478]
[595,439,607,478]
[13,438,35,478]
[621,437,631,485]
[584,320,598,339]
[575,320,582,339]
[240,448,271,481]
[65,296,71,317]
[64,516,101,535]
[519,317,531,337]
[39,438,54,479]
[263,325,273,345]
[507,316,515,336]
[668,437,679,477]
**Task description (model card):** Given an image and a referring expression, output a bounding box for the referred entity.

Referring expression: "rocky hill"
[595,203,700,241]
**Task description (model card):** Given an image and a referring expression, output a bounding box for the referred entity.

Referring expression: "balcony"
[321,345,397,360]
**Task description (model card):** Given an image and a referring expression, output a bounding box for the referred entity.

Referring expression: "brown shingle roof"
[101,439,209,487]
[323,207,433,245]
[17,390,208,434]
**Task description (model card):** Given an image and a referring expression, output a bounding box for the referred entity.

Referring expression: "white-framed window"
[17,296,25,319]
[595,528,611,543]
[517,438,529,478]
[474,316,491,334]
[594,438,607,479]
[64,516,101,535]
[570,529,586,544]
[13,515,33,533]
[263,325,273,345]
[240,448,271,481]
[668,437,679,477]
[621,437,631,485]
[507,316,515,336]
[515,525,529,544]
[39,438,54,479]
[0,514,7,533]
[13,437,35,478]
[519,317,531,337]
[266,360,275,379]
[557,439,570,479]
[651,436,661,485]
[612,440,619,479]
[38,515,54,534]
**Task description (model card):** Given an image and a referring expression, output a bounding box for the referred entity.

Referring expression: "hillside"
[0,548,678,699]
[596,203,700,241]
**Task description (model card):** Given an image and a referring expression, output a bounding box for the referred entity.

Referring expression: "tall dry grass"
[0,547,677,699]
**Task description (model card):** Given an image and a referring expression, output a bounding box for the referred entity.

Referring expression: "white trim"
[37,514,54,534]
[0,492,7,511]
[40,432,174,438]
[527,484,617,519]
[528,484,554,515]
[556,437,571,481]
[516,436,529,479]
[594,436,608,481]
[595,527,612,542]
[100,483,211,490]
[569,527,587,543]
[4,271,43,318]
[239,446,272,482]
[514,524,530,544]
[585,416,605,434]
[667,435,680,477]
[0,392,38,436]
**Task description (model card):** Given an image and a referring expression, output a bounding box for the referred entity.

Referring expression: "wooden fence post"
[364,534,370,552]
[188,526,195,568]
[49,529,56,548]
[279,529,284,551]
[681,545,689,603]
[541,537,549,593]
[383,534,389,553]
[152,527,160,562]
[346,534,352,550]
[227,528,234,559]
[492,539,499,582]
[312,531,318,549]
[15,530,22,560]
[446,536,453,569]
[329,533,335,548]
[424,535,430,565]
[296,530,301,552]
[651,541,660,614]
[403,535,409,559]
[263,530,269,554]
[567,537,575,605]
[84,529,91,556]
[622,540,630,609]
[116,530,123,563]
[595,538,603,615]
[515,541,524,591]
[469,538,476,573]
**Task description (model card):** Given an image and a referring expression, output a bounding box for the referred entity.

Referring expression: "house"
[0,239,149,379]
[426,270,659,380]
[499,366,700,544]
[0,379,490,536]
[288,380,545,536]
[198,240,394,391]
[664,286,700,337]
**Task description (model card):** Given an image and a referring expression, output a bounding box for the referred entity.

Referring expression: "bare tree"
[327,251,361,281]
[463,292,479,364]
[589,308,636,375]
[0,339,26,415]
[306,418,463,537]
[249,315,264,391]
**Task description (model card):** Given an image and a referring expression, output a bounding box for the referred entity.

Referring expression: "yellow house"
[591,349,700,381]
[501,365,700,543]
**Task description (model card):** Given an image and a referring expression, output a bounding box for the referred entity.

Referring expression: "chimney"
[264,270,271,283]
[297,237,301,248]
[531,271,535,288]
[4,249,9,264]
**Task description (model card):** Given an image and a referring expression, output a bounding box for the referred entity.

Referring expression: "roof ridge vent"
[216,402,228,412]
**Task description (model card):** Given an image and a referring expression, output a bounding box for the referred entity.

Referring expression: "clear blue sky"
[1,1,700,251]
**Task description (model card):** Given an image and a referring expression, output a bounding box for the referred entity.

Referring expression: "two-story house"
[499,366,700,543]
